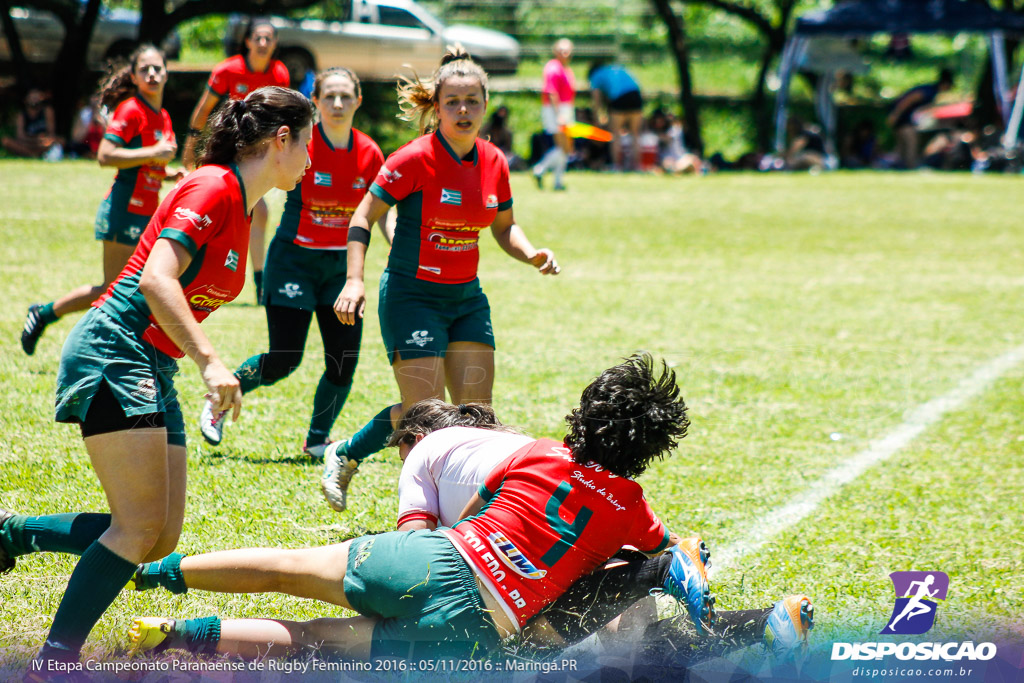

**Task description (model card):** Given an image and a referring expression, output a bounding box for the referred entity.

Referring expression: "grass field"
[0,161,1022,672]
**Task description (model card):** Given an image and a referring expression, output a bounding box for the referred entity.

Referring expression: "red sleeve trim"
[397,511,438,527]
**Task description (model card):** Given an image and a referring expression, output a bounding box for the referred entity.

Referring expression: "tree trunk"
[137,0,170,47]
[49,0,102,137]
[751,42,776,151]
[650,0,703,154]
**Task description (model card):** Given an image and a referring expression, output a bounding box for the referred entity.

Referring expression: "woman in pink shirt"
[532,38,575,190]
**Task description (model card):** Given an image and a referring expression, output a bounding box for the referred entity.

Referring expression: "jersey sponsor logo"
[487,532,547,580]
[173,207,213,231]
[279,282,302,299]
[440,188,462,206]
[189,293,229,312]
[406,330,434,347]
[234,83,249,95]
[314,172,332,187]
[130,378,157,401]
[418,265,442,275]
[486,194,499,209]
[381,166,402,183]
[352,176,367,190]
[224,249,239,272]
[426,232,479,252]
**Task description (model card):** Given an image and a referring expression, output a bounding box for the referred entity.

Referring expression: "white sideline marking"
[713,344,1024,574]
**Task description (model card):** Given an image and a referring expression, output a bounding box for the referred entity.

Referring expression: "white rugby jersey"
[397,426,533,528]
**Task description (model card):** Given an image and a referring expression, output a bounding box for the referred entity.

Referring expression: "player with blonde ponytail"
[320,47,560,513]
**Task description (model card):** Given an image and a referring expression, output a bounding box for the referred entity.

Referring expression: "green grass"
[1,162,1022,669]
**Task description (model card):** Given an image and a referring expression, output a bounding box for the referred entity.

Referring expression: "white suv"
[225,0,519,84]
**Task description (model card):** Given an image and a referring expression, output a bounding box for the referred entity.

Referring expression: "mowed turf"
[0,160,1021,665]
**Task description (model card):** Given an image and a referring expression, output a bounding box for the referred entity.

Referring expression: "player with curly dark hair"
[123,354,718,662]
[565,353,689,479]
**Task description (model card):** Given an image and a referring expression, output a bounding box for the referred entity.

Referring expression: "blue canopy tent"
[773,0,1024,164]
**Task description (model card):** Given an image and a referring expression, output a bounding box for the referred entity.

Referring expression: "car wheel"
[279,49,315,90]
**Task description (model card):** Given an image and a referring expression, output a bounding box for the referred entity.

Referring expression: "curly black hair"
[387,398,518,448]
[564,353,689,479]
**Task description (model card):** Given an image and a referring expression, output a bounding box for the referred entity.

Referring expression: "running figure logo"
[881,571,949,635]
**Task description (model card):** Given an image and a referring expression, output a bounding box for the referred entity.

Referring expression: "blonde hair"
[396,45,488,134]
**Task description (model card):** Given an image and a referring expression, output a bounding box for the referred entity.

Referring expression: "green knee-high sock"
[341,404,398,463]
[234,354,266,394]
[0,512,110,557]
[39,302,59,324]
[42,541,137,658]
[136,552,188,594]
[306,377,352,445]
[160,616,222,654]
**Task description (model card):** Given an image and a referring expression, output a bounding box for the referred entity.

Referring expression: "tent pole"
[774,37,803,154]
[990,32,1010,123]
[1002,58,1024,148]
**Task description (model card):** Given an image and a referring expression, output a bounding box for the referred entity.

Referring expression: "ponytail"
[396,45,488,134]
[198,86,314,167]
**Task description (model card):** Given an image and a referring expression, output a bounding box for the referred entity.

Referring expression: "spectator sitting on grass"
[887,68,954,169]
[649,108,703,175]
[2,88,63,159]
[840,119,878,169]
[481,105,523,170]
[782,116,826,171]
[68,94,107,160]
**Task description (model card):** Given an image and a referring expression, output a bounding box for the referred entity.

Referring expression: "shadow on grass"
[200,450,318,466]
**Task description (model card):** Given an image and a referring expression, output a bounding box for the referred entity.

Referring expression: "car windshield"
[378,7,425,29]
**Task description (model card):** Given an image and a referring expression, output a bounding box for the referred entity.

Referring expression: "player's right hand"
[334,280,366,325]
[202,358,243,421]
[151,139,178,165]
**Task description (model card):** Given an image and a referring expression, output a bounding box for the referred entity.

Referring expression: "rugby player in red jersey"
[196,67,388,458]
[182,18,291,302]
[319,46,559,512]
[123,354,705,660]
[21,46,181,356]
[127,361,811,666]
[0,87,314,673]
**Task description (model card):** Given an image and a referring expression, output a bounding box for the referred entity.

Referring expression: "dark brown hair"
[313,67,362,100]
[387,399,517,448]
[98,44,164,110]
[564,353,690,479]
[198,86,314,166]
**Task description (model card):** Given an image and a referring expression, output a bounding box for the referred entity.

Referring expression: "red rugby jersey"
[369,132,513,284]
[95,165,251,358]
[103,96,175,216]
[207,55,290,100]
[445,438,670,629]
[276,124,383,250]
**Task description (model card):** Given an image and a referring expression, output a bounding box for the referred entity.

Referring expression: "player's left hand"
[530,248,560,275]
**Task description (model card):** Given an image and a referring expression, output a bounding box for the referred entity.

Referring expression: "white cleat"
[320,441,359,512]
[198,401,226,446]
